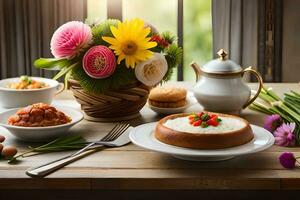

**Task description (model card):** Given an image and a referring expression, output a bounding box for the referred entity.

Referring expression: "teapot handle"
[242,66,263,109]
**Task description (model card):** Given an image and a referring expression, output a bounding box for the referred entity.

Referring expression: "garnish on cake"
[188,112,222,127]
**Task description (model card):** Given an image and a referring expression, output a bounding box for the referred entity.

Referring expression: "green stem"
[8,149,35,163]
[284,101,300,115]
[291,90,300,98]
[266,87,282,101]
[279,104,300,122]
[9,136,86,163]
[249,105,272,115]
[31,145,86,152]
[269,107,294,123]
[53,62,78,80]
[259,92,277,104]
[284,94,300,103]
[250,102,273,114]
[285,98,300,110]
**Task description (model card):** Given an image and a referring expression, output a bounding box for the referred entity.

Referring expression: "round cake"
[148,87,187,108]
[155,112,254,149]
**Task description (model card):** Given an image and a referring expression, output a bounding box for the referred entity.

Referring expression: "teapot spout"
[190,62,201,82]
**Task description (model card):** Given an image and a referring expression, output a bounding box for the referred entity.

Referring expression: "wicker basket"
[68,79,150,122]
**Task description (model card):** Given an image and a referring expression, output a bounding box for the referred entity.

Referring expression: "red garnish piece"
[206,116,219,127]
[210,114,217,118]
[188,112,221,127]
[197,112,203,117]
[192,120,201,126]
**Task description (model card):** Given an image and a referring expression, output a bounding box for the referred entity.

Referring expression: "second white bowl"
[0,77,63,108]
[0,106,83,142]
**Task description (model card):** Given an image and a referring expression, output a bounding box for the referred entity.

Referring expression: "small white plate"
[0,106,83,142]
[147,92,197,115]
[130,122,274,161]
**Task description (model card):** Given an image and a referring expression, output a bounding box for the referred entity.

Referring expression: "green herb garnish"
[20,75,32,84]
[201,122,208,128]
[8,135,87,164]
[201,113,210,121]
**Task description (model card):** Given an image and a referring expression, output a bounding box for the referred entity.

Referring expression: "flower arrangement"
[34,18,182,94]
[249,86,300,146]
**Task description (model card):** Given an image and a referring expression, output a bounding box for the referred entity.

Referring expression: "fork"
[26,123,131,178]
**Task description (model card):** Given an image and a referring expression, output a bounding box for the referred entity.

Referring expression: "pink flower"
[82,45,116,79]
[264,114,282,132]
[279,152,296,169]
[51,21,92,59]
[274,123,296,147]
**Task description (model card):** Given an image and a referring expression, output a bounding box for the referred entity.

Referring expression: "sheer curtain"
[0,0,87,79]
[212,0,258,70]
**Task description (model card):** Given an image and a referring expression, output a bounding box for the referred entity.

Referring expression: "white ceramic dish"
[0,77,64,108]
[0,106,83,142]
[129,122,274,161]
[147,92,197,115]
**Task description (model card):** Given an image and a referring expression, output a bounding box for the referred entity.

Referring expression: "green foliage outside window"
[87,0,212,81]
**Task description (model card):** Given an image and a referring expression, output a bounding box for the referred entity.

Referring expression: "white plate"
[0,106,83,142]
[147,92,197,115]
[129,122,275,161]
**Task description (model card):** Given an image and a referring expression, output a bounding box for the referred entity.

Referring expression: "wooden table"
[1,82,300,199]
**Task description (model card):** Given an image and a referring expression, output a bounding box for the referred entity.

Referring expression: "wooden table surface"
[1,82,300,191]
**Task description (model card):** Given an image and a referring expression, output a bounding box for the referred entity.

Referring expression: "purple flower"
[264,114,282,132]
[279,152,296,169]
[274,123,296,147]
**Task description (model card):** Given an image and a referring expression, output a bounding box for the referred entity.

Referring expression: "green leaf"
[161,31,176,44]
[34,58,70,69]
[163,44,183,81]
[64,70,72,89]
[53,62,79,80]
[92,19,120,45]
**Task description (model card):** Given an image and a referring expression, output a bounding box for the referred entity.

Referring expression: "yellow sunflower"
[102,18,157,69]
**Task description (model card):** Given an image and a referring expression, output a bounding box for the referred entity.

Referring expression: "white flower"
[135,53,168,86]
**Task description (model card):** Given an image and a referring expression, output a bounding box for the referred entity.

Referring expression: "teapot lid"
[202,49,242,74]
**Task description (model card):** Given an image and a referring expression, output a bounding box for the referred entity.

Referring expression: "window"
[87,0,107,24]
[87,0,212,81]
[183,0,212,81]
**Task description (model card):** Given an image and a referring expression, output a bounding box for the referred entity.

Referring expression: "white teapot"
[191,49,263,114]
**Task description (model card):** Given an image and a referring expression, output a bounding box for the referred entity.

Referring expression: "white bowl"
[0,106,83,142]
[0,77,64,108]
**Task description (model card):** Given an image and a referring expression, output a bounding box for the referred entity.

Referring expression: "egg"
[1,146,18,158]
[0,135,5,143]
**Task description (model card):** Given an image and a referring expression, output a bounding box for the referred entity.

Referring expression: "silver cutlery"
[26,123,131,178]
